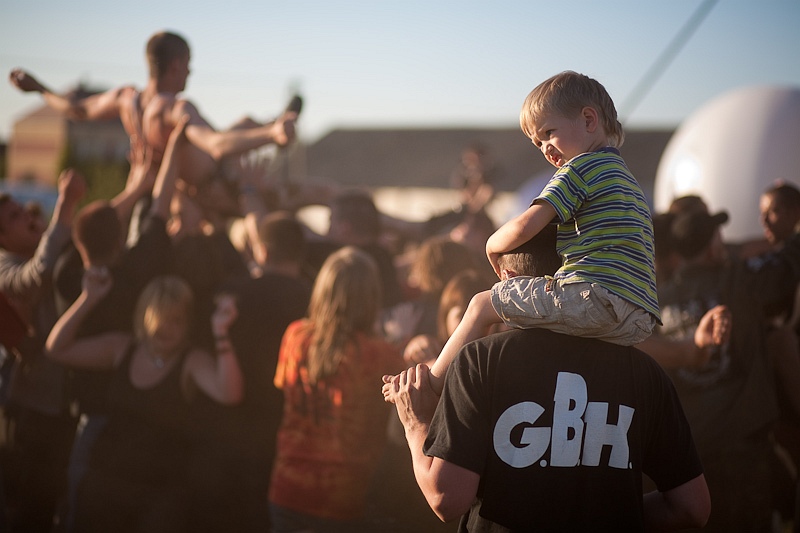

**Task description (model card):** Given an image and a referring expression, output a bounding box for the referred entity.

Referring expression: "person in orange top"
[269,246,403,532]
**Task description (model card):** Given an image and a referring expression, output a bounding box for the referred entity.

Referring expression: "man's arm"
[642,474,710,531]
[392,364,480,522]
[637,305,730,369]
[9,69,125,121]
[0,169,85,298]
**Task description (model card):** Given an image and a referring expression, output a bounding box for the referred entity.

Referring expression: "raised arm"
[183,293,244,405]
[45,267,127,369]
[486,201,556,277]
[110,146,157,226]
[149,114,189,222]
[0,169,85,298]
[9,69,126,122]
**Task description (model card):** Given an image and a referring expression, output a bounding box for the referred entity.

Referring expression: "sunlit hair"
[519,71,624,148]
[410,236,476,297]
[258,210,307,263]
[329,190,381,241]
[764,181,800,211]
[306,247,381,384]
[133,276,194,344]
[146,31,190,78]
[436,269,491,341]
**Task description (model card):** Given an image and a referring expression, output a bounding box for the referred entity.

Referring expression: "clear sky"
[1,0,798,144]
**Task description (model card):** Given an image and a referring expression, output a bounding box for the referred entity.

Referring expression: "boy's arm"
[10,69,124,121]
[486,201,556,277]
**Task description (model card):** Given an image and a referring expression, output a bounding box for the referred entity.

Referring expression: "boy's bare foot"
[271,112,297,147]
[382,373,401,404]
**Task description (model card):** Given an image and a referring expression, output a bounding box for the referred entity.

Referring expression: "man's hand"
[53,169,87,227]
[9,69,46,93]
[383,364,439,432]
[695,305,731,349]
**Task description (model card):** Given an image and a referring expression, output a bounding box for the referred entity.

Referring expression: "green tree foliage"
[58,141,129,207]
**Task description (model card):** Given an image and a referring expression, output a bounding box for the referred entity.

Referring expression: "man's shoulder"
[472,328,632,353]
[461,329,659,382]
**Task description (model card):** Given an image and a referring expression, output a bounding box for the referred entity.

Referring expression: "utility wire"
[619,0,718,123]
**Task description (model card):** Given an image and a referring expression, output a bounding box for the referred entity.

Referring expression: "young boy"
[385,71,660,398]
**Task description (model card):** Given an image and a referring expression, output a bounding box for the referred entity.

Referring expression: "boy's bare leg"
[383,290,502,402]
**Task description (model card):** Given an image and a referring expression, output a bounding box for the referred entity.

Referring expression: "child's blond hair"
[519,71,624,148]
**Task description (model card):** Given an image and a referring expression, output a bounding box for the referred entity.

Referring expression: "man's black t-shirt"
[424,329,703,532]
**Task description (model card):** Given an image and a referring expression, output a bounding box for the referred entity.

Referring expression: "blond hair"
[133,275,194,343]
[519,71,624,148]
[306,247,381,384]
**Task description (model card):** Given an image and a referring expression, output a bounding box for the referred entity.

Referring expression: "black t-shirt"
[424,329,703,532]
[658,234,800,457]
[188,272,312,464]
[53,215,172,414]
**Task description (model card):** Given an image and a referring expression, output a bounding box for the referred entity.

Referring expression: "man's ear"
[501,268,518,280]
[582,106,599,133]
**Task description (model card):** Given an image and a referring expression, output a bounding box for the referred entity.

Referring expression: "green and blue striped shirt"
[535,147,661,321]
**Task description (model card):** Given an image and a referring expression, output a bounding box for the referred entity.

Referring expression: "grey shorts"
[491,277,654,346]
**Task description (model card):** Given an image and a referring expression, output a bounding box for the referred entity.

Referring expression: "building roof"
[305,127,675,200]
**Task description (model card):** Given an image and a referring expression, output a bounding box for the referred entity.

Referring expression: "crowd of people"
[0,29,799,533]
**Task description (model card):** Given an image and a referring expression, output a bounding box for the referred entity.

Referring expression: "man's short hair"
[329,190,381,240]
[258,211,306,263]
[497,223,561,278]
[764,182,800,211]
[73,201,122,265]
[146,31,190,78]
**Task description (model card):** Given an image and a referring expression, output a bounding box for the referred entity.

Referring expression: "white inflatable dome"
[653,85,800,242]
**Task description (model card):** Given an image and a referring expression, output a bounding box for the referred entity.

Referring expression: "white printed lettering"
[551,372,586,467]
[493,372,634,470]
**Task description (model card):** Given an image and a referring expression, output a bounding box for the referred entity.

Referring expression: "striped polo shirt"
[535,147,660,321]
